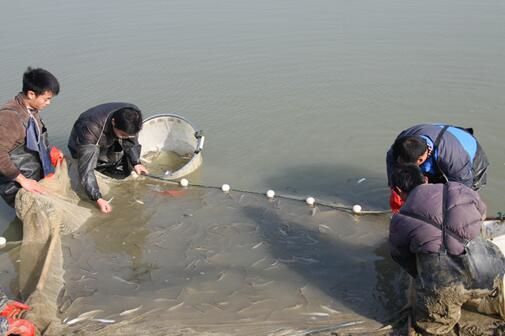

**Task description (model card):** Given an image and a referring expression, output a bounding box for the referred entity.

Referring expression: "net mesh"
[15,160,92,333]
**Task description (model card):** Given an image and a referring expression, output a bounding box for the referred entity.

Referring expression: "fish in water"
[119,305,143,316]
[65,309,103,325]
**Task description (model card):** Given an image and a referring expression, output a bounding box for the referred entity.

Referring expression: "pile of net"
[15,160,93,334]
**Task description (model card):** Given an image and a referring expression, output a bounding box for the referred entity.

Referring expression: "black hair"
[392,135,428,164]
[112,107,143,135]
[22,67,60,96]
[390,164,425,194]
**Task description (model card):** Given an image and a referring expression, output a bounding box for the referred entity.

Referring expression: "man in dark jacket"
[68,103,149,213]
[0,67,60,207]
[390,164,505,335]
[386,124,489,212]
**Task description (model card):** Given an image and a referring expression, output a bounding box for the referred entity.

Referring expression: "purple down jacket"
[389,182,486,276]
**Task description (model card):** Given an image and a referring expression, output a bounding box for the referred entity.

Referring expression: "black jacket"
[68,103,142,201]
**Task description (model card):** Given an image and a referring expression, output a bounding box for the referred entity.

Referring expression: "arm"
[0,113,46,194]
[437,146,474,188]
[386,148,395,186]
[76,144,112,213]
[122,138,148,175]
[122,138,141,166]
[0,113,24,180]
[390,216,418,277]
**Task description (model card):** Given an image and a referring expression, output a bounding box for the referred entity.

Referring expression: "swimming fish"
[119,305,143,316]
[65,309,103,325]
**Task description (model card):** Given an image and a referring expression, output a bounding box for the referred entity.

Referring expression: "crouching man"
[68,103,149,214]
[389,164,505,335]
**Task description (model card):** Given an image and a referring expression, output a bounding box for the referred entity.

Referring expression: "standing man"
[68,103,149,214]
[389,164,505,335]
[0,67,60,207]
[386,124,489,212]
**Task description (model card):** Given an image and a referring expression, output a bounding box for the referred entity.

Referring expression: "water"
[141,150,192,177]
[0,0,504,332]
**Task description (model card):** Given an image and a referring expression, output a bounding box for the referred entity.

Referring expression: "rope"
[144,174,391,216]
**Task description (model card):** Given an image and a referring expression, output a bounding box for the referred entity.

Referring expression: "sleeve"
[437,148,473,188]
[0,113,24,179]
[77,144,102,201]
[386,148,395,186]
[389,217,418,277]
[73,121,102,146]
[122,137,141,166]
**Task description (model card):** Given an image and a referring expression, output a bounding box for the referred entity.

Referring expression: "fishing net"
[8,115,413,335]
[138,114,203,179]
[50,179,405,336]
[15,160,93,334]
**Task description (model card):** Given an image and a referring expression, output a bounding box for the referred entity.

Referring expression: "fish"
[66,309,103,325]
[112,275,139,289]
[91,319,115,324]
[167,302,184,311]
[300,312,329,317]
[119,305,143,316]
[320,305,341,314]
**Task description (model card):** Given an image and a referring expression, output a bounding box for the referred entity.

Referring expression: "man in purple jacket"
[390,164,505,335]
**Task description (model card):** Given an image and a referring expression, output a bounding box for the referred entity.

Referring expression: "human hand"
[133,164,149,176]
[15,175,46,195]
[96,198,112,214]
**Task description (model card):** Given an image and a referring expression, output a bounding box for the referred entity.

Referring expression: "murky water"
[0,0,504,333]
[57,180,403,334]
[141,150,192,177]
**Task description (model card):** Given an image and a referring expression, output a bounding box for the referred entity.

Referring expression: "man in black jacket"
[68,103,149,213]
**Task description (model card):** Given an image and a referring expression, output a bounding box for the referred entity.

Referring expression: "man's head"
[391,164,427,200]
[111,107,143,139]
[392,135,430,166]
[22,67,60,111]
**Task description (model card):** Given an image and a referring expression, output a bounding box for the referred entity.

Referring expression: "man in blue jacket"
[386,124,489,212]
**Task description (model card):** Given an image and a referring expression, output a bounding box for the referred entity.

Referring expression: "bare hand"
[133,164,149,176]
[96,198,112,214]
[15,175,46,194]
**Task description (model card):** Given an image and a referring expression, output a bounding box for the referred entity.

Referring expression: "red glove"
[389,188,404,214]
[50,146,64,167]
[6,317,36,336]
[0,301,31,319]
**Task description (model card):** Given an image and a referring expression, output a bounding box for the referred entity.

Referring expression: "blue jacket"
[386,124,488,189]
